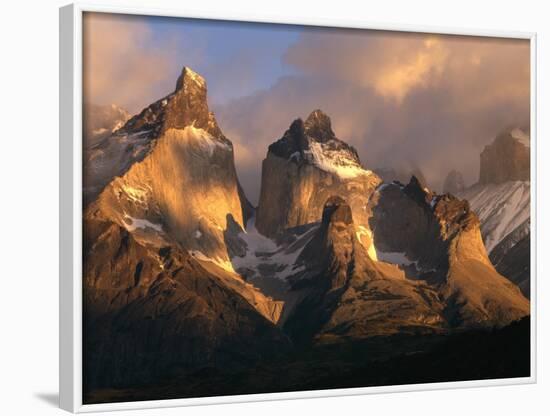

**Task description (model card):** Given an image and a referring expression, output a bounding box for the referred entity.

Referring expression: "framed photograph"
[60,3,537,412]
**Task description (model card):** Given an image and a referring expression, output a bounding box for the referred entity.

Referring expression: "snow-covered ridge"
[459,181,530,253]
[298,139,372,179]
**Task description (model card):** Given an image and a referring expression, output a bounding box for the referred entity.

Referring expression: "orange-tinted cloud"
[83,12,190,113]
[217,31,530,201]
[284,30,529,107]
[372,38,448,102]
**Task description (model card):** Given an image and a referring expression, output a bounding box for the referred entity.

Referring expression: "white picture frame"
[59,3,537,412]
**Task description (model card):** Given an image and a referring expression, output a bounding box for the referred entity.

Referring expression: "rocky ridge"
[458,126,531,297]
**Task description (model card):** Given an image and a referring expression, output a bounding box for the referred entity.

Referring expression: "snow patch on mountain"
[459,181,530,253]
[304,140,372,179]
[189,250,236,273]
[172,126,232,156]
[122,214,163,233]
[231,219,317,280]
[377,251,417,267]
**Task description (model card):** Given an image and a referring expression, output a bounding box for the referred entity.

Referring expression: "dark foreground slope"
[85,317,530,403]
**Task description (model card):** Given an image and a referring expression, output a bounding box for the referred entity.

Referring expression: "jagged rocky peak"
[304,109,336,142]
[403,175,431,203]
[268,109,361,168]
[479,127,530,184]
[86,65,251,268]
[84,66,236,203]
[443,169,465,195]
[165,67,223,136]
[256,109,380,239]
[117,66,224,140]
[175,66,206,91]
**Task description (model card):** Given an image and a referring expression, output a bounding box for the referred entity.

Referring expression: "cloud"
[83,12,192,113]
[283,30,529,107]
[82,15,530,203]
[284,30,450,103]
[372,38,448,102]
[215,31,529,203]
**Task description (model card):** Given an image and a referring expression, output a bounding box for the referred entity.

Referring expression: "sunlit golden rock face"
[84,66,283,336]
[255,110,381,254]
[83,68,290,391]
[86,67,249,267]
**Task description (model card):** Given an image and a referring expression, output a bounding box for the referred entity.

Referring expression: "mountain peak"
[403,175,431,206]
[304,109,335,142]
[257,110,378,237]
[479,128,530,184]
[175,66,206,92]
[268,110,362,171]
[163,66,225,136]
[406,175,426,191]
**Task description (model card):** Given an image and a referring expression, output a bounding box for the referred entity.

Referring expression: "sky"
[83,12,530,204]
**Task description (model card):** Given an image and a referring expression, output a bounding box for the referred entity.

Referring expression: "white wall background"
[0,0,548,414]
